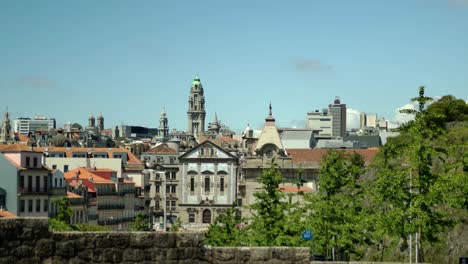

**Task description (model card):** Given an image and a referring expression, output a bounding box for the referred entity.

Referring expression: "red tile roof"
[147,144,177,154]
[286,148,379,165]
[35,146,142,165]
[64,168,115,192]
[0,144,41,153]
[66,191,82,199]
[16,133,32,143]
[123,179,134,184]
[0,210,17,218]
[279,186,313,193]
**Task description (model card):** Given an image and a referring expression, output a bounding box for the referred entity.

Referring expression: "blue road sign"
[302,229,313,241]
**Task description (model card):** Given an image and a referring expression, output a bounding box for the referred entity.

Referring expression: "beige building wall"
[45,158,122,177]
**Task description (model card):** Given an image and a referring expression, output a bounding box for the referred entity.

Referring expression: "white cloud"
[346,108,361,129]
[18,76,56,89]
[393,103,417,124]
[292,58,333,72]
[391,96,441,125]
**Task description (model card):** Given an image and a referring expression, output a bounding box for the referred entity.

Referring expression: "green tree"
[49,197,73,231]
[131,212,150,231]
[248,159,288,246]
[71,123,83,130]
[205,206,245,246]
[425,95,468,127]
[305,150,366,260]
[367,87,465,262]
[53,197,72,223]
[366,140,413,261]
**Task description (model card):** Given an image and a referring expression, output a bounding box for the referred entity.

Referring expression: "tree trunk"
[380,239,385,262]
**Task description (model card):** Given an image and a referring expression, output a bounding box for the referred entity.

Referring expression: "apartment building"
[0,145,64,217]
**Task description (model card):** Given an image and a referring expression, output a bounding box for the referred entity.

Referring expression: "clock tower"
[187,75,206,135]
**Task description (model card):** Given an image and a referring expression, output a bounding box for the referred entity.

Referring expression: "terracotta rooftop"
[286,148,379,165]
[279,186,313,193]
[66,191,83,199]
[64,168,114,191]
[16,133,31,143]
[0,144,41,153]
[35,146,142,165]
[0,210,17,218]
[146,144,177,154]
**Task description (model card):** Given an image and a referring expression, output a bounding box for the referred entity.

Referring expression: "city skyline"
[1,0,467,132]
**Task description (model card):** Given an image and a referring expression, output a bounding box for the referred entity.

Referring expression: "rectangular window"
[54,178,58,187]
[220,177,224,192]
[166,201,170,207]
[72,152,86,158]
[189,213,195,223]
[33,157,38,167]
[44,176,48,192]
[171,201,176,207]
[20,200,25,212]
[171,186,176,193]
[28,199,33,212]
[171,172,177,180]
[36,176,40,192]
[28,176,32,192]
[64,165,69,172]
[166,186,170,194]
[43,200,48,212]
[26,157,30,167]
[19,176,24,188]
[59,178,63,187]
[190,177,194,192]
[36,199,41,212]
[156,185,160,193]
[52,165,57,170]
[204,177,210,193]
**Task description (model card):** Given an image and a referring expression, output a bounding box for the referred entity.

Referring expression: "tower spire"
[266,102,275,122]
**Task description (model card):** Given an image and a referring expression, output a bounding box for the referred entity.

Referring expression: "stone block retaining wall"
[0,218,310,263]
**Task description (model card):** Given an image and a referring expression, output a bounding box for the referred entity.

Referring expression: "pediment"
[179,140,237,160]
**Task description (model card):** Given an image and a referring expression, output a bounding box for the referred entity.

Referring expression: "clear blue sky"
[1,0,467,132]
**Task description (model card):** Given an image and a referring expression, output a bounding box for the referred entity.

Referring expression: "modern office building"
[329,97,346,138]
[306,109,333,137]
[14,116,56,135]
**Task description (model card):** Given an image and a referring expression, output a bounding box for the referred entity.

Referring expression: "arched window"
[202,209,211,224]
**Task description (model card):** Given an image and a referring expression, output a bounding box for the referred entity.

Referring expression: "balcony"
[97,204,125,210]
[17,187,49,195]
[118,189,136,196]
[97,190,117,196]
[50,188,67,196]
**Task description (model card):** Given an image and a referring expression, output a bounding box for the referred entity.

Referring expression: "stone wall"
[0,218,310,264]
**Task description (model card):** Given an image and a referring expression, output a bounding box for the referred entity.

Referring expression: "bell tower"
[159,107,169,136]
[187,75,206,135]
[0,107,12,144]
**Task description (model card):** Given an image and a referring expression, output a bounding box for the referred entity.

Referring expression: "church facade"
[177,140,238,229]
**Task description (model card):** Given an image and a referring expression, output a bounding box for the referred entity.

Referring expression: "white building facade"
[178,141,238,229]
[14,116,56,135]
